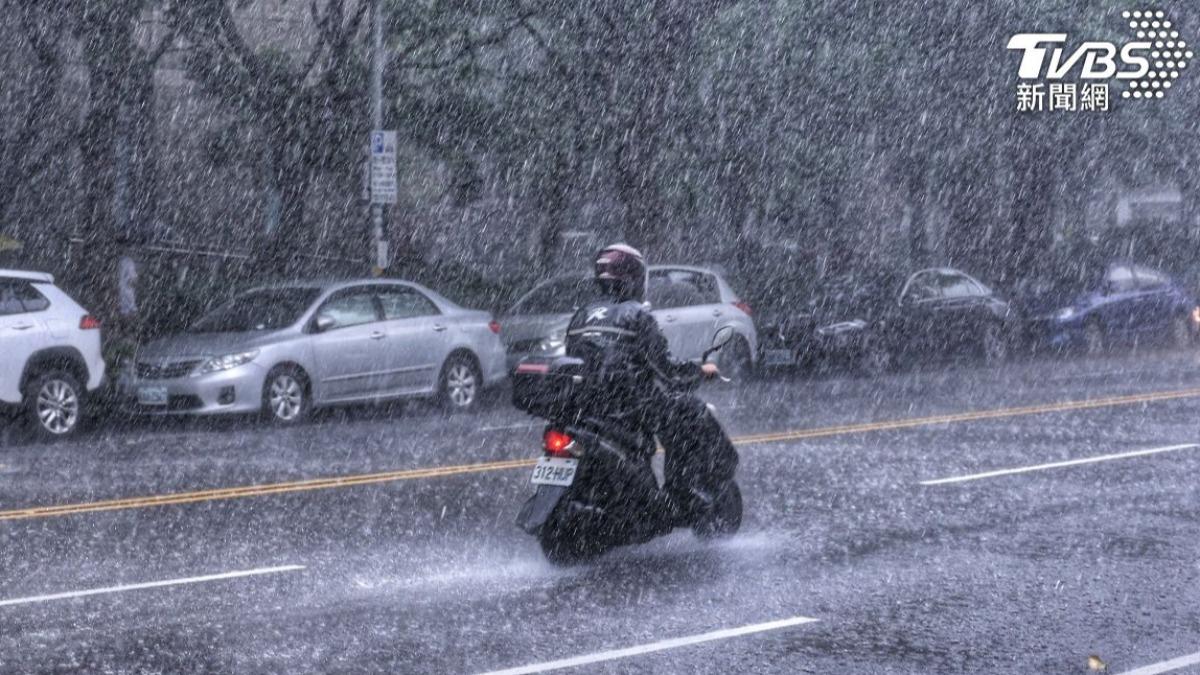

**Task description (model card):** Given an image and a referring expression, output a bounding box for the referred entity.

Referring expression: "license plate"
[762,348,794,365]
[531,457,577,486]
[137,386,169,406]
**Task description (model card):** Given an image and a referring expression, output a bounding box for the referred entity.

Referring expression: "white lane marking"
[920,444,1199,486]
[0,565,305,607]
[1118,650,1200,675]
[474,615,819,675]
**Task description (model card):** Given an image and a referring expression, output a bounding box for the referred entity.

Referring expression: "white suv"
[0,270,105,439]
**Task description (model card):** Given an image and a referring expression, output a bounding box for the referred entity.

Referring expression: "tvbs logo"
[1007,34,1150,80]
[1008,9,1189,106]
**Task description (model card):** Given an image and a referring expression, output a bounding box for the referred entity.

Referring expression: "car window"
[20,283,51,311]
[317,290,380,329]
[511,278,594,315]
[377,286,440,320]
[902,272,940,302]
[650,281,704,309]
[938,273,978,299]
[1134,266,1169,290]
[0,281,24,315]
[1106,265,1138,293]
[649,270,719,307]
[191,287,321,333]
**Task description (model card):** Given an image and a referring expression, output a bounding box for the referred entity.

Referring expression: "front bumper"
[124,363,268,415]
[1025,317,1085,351]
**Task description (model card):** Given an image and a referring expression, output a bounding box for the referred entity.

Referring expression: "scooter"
[512,327,743,564]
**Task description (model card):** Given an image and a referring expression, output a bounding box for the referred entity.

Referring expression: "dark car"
[760,268,1013,375]
[1017,261,1198,355]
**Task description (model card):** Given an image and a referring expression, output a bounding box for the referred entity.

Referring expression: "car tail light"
[733,300,752,316]
[80,315,101,330]
[488,320,501,334]
[543,429,574,457]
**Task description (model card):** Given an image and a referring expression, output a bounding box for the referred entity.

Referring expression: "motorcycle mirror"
[710,326,735,351]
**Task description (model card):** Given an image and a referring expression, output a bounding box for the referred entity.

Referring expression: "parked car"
[501,265,758,377]
[0,269,105,439]
[128,279,507,422]
[760,268,1013,374]
[1017,261,1197,354]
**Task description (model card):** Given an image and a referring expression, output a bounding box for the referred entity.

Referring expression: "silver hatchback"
[130,279,507,422]
[502,265,758,376]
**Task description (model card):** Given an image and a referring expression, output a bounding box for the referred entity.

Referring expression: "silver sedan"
[129,279,507,422]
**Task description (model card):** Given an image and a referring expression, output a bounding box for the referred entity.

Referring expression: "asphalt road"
[2,348,1200,674]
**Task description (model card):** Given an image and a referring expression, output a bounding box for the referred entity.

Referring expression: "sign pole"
[369,0,388,273]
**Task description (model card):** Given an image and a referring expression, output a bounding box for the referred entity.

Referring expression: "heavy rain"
[2,1,1200,673]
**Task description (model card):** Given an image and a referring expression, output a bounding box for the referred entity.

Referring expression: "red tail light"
[733,300,752,316]
[80,315,101,330]
[543,429,574,457]
[488,319,501,334]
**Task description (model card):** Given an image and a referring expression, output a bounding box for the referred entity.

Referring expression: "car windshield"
[509,278,595,315]
[1021,262,1105,298]
[809,274,899,320]
[190,287,319,333]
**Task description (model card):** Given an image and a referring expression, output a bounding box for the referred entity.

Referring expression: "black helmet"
[594,243,646,302]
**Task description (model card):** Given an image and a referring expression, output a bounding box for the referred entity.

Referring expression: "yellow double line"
[2,386,1198,522]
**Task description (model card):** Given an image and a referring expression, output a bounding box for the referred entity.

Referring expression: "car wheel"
[718,336,753,381]
[262,366,310,425]
[982,322,1008,365]
[25,370,84,441]
[857,336,893,377]
[1084,320,1105,356]
[439,354,481,412]
[1172,314,1193,349]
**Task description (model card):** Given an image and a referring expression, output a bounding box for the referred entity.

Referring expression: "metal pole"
[370,0,386,273]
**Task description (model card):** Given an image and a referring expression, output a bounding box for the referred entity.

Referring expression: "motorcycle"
[511,326,743,564]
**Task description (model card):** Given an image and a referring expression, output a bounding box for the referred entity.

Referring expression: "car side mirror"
[314,314,336,332]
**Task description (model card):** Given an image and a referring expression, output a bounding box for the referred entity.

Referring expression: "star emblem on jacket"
[586,307,609,323]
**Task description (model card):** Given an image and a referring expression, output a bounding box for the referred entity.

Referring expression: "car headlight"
[1054,306,1077,321]
[1192,307,1200,325]
[195,350,259,376]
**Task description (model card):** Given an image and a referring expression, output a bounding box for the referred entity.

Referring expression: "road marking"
[2,387,1199,522]
[1117,651,1200,675]
[0,565,304,607]
[474,615,818,675]
[0,458,537,521]
[920,444,1200,486]
[734,387,1200,445]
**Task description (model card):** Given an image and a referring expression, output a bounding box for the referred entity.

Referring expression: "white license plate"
[531,457,577,486]
[137,386,169,406]
[762,348,794,365]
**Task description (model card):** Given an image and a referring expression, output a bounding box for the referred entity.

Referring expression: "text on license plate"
[531,457,577,486]
[138,386,169,406]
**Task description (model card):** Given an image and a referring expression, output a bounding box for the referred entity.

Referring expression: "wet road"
[2,348,1200,674]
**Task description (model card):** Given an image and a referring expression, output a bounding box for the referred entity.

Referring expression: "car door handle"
[664,315,677,323]
[711,309,723,317]
[433,324,447,332]
[370,331,386,340]
[10,323,35,330]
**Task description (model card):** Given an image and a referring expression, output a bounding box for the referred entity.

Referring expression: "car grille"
[136,360,202,380]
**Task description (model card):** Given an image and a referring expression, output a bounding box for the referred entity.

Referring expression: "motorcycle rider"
[564,243,739,524]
